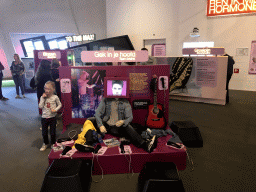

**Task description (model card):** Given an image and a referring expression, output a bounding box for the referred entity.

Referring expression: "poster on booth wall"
[155,56,227,105]
[71,68,106,118]
[151,44,166,56]
[248,41,256,74]
[21,58,35,91]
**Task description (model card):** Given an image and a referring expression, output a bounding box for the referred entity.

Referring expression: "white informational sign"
[196,57,217,88]
[155,56,228,105]
[152,44,166,56]
[248,41,256,74]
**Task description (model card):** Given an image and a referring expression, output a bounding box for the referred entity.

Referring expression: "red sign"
[207,0,256,17]
[234,68,239,73]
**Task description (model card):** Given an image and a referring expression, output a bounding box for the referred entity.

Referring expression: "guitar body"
[146,104,166,129]
[145,76,167,129]
[146,103,166,129]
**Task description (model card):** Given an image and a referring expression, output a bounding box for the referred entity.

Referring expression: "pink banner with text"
[81,51,148,63]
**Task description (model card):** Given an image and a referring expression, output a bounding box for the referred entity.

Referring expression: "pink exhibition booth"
[48,50,187,174]
[34,49,74,114]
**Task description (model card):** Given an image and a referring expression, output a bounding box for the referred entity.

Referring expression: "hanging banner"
[248,41,256,74]
[207,0,256,17]
[81,51,148,63]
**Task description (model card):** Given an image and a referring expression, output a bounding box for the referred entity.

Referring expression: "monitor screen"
[104,77,130,98]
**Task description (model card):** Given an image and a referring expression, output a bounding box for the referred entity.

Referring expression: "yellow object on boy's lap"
[72,120,97,148]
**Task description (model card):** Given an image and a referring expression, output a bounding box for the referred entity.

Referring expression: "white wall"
[106,0,179,56]
[0,0,106,77]
[1,0,255,91]
[106,0,256,91]
[177,0,256,91]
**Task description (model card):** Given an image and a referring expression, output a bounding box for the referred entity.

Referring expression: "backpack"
[30,76,36,89]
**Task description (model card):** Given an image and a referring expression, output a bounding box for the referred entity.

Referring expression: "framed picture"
[236,48,248,56]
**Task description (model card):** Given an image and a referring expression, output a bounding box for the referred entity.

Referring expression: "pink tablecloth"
[48,130,187,175]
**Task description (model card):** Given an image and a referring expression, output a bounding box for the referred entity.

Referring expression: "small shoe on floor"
[0,97,9,101]
[39,126,50,130]
[23,94,26,98]
[15,95,21,99]
[40,143,48,151]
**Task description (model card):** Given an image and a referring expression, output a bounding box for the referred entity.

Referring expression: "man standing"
[139,48,156,65]
[223,53,235,104]
[0,61,9,101]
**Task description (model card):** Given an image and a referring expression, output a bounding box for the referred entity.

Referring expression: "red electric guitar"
[146,76,166,129]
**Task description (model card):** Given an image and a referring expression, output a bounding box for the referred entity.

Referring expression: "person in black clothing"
[35,60,52,103]
[0,61,9,101]
[10,54,26,98]
[50,59,61,101]
[223,53,235,104]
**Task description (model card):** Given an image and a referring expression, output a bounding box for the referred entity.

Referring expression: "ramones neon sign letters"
[207,0,256,16]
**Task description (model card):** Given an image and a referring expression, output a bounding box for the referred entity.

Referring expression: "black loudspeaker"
[170,121,203,148]
[40,159,92,192]
[138,162,185,192]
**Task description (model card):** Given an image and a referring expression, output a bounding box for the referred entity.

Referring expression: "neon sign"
[194,48,211,55]
[65,34,96,42]
[43,52,56,58]
[182,48,225,55]
[207,0,256,16]
[38,51,61,59]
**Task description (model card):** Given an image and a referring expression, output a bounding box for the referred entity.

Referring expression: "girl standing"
[38,81,62,151]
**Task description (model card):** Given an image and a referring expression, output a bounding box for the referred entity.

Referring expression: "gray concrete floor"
[1,87,256,192]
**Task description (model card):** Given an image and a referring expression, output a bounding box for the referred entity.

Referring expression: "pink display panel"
[59,65,170,131]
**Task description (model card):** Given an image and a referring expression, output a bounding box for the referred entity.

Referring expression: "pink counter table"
[48,129,187,175]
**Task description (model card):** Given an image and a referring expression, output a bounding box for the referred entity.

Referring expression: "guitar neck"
[153,92,157,110]
[153,78,158,112]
